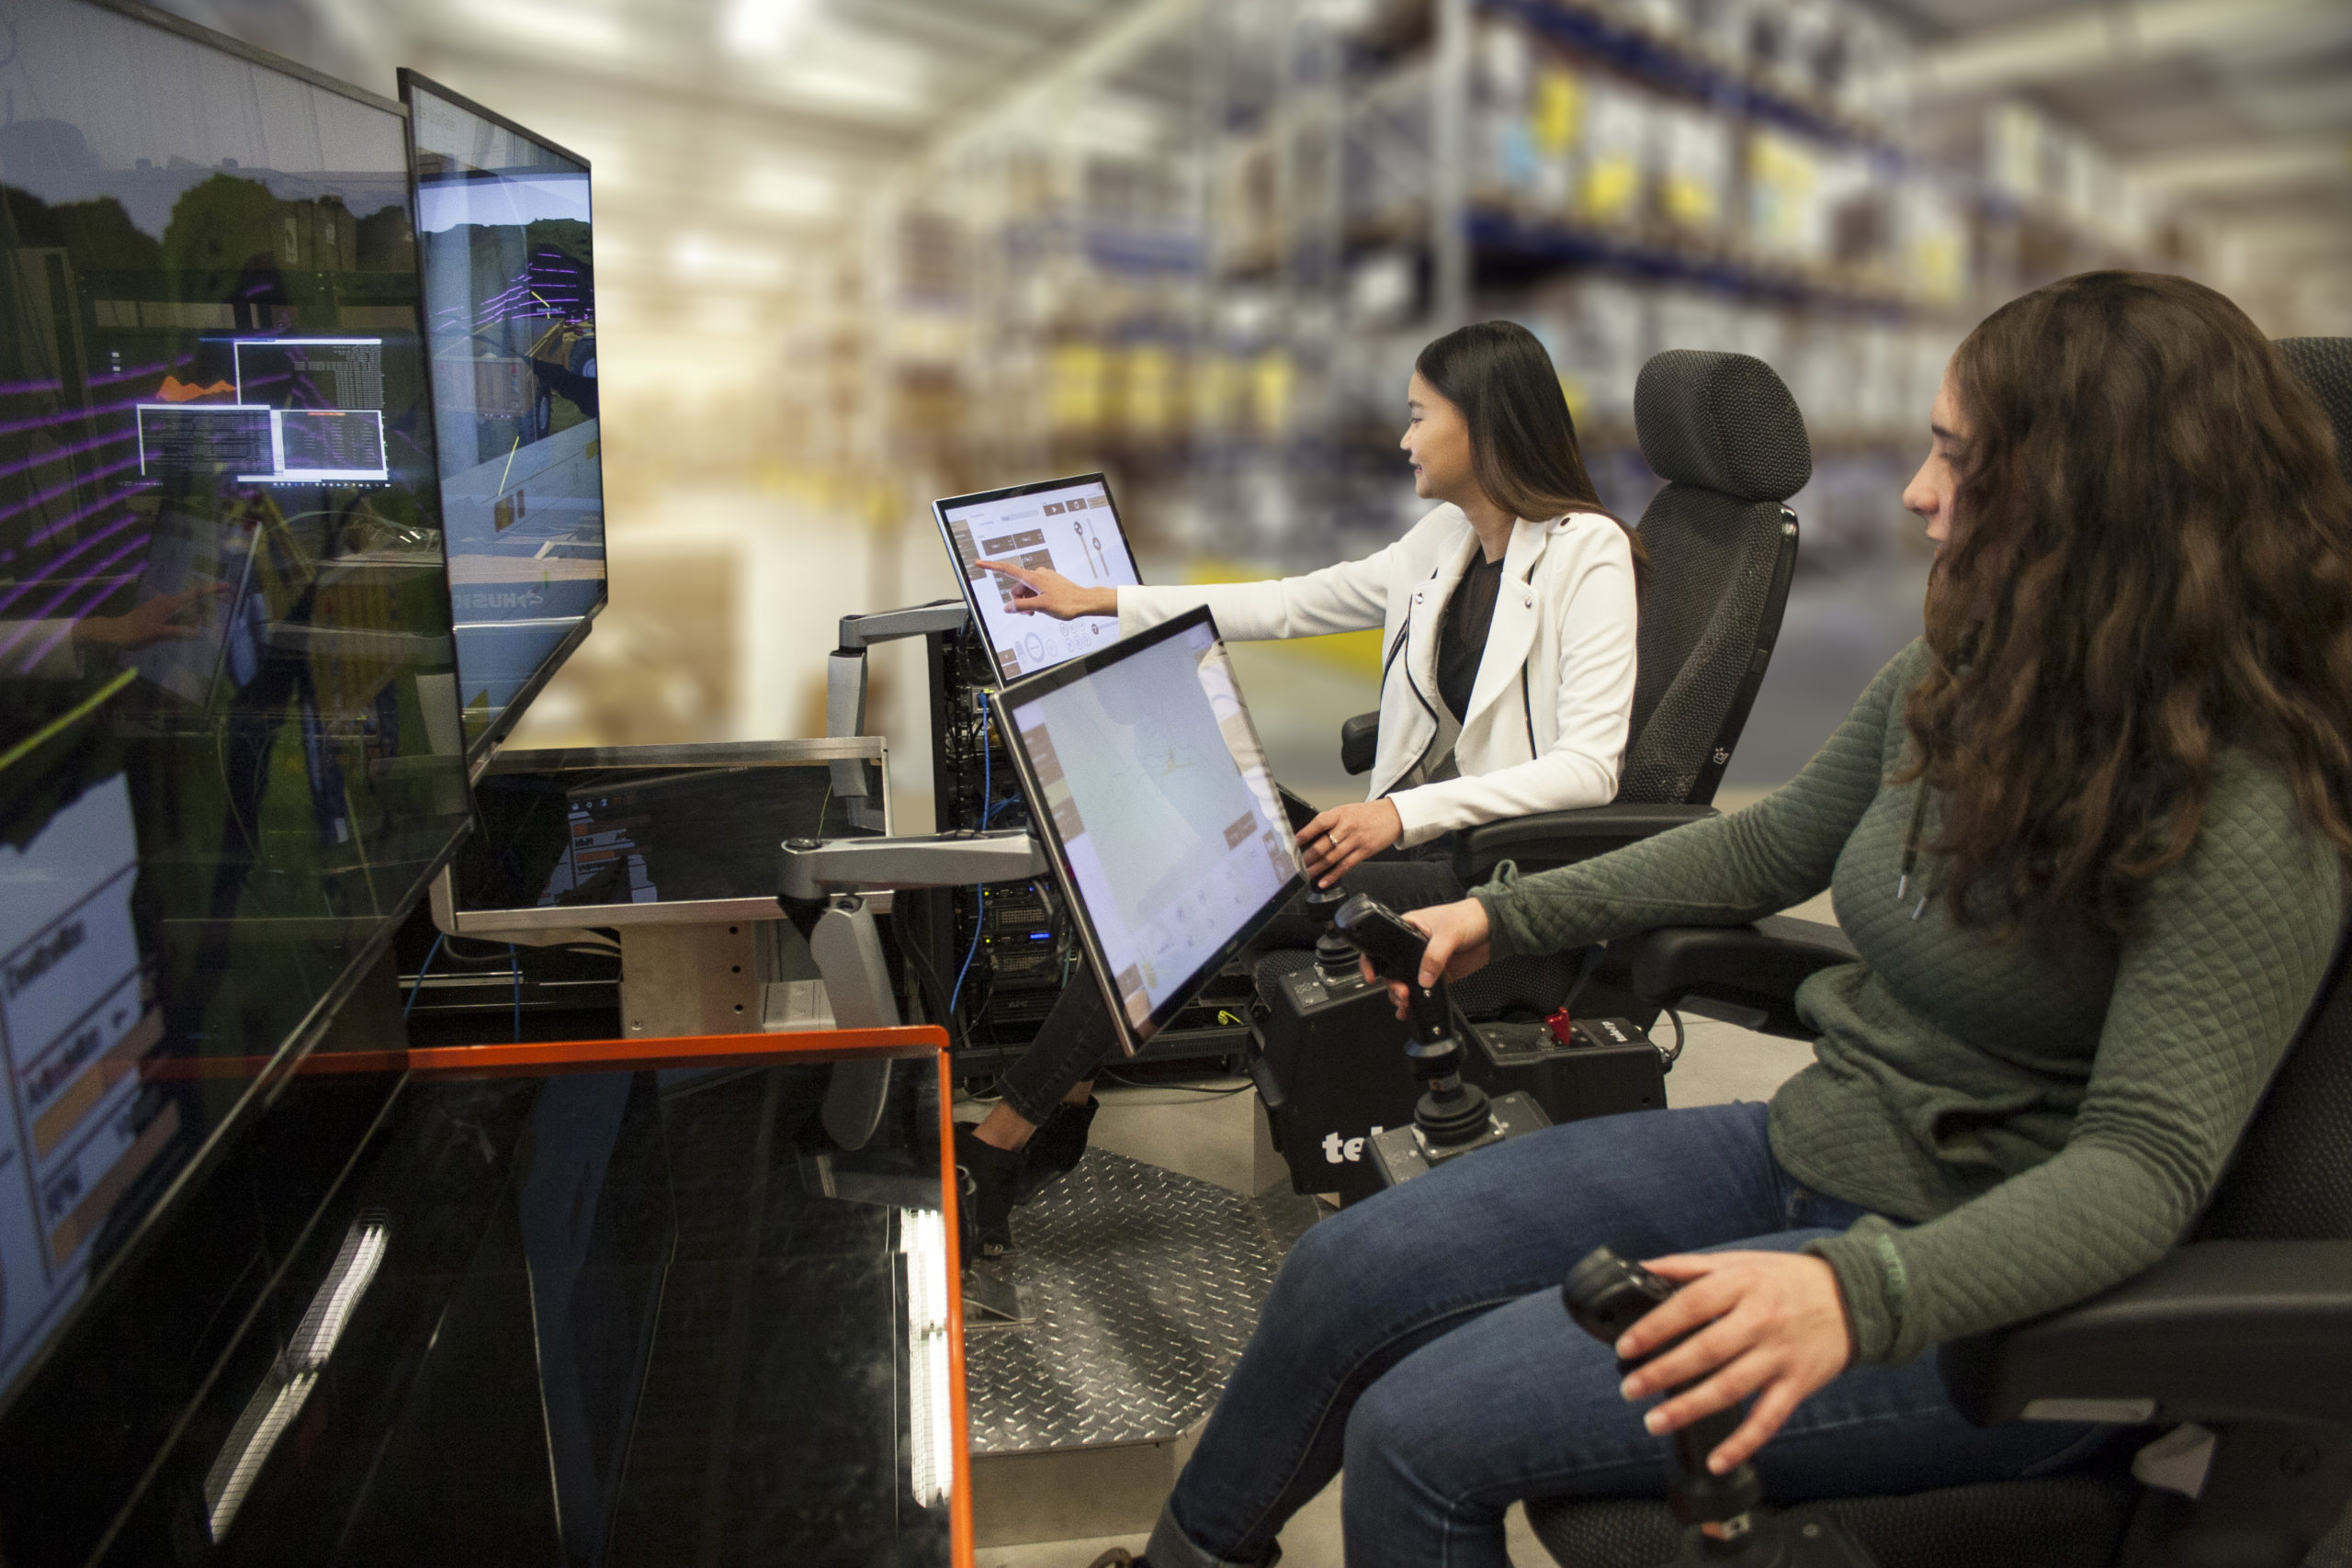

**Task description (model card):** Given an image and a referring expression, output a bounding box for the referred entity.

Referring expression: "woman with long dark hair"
[1112,272,2352,1568]
[956,320,1644,1253]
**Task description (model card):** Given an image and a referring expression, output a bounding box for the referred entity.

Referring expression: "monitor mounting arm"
[826,601,971,828]
[777,829,1047,1148]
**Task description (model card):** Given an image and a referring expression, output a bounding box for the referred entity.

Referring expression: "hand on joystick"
[1334,894,1495,1151]
[1359,897,1493,1018]
[1611,1250,1856,1476]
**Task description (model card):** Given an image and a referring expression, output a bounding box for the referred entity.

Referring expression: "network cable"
[404,931,447,1021]
[950,691,991,1012]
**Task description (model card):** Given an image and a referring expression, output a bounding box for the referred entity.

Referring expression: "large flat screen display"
[401,72,605,760]
[0,0,469,1413]
[998,609,1302,1049]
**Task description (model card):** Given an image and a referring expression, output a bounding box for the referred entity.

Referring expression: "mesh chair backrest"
[1617,351,1811,806]
[1618,492,1793,804]
[2276,337,2352,483]
[2197,924,2352,1243]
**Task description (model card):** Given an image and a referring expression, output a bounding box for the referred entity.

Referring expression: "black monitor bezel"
[990,606,1306,1055]
[931,470,1139,690]
[92,0,406,113]
[396,67,607,771]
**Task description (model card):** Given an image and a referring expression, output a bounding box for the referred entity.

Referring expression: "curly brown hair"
[1902,271,2352,942]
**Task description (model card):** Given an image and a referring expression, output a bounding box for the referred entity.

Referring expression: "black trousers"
[990,857,1470,1126]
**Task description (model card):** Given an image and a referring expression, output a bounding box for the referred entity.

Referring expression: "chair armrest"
[1940,1239,2352,1430]
[1627,917,1856,1007]
[1456,803,1720,879]
[1340,711,1380,776]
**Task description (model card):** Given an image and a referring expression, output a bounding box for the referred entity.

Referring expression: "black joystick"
[1302,885,1360,983]
[1334,895,1494,1149]
[1563,1248,1875,1566]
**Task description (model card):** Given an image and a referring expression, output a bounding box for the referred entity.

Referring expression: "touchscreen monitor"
[933,473,1140,684]
[996,608,1302,1050]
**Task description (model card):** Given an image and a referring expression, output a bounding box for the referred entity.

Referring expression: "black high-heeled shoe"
[1016,1095,1100,1201]
[952,1122,1022,1258]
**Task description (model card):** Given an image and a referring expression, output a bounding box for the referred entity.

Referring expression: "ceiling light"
[460,0,632,61]
[672,233,789,287]
[741,164,841,218]
[721,0,814,59]
[775,62,925,116]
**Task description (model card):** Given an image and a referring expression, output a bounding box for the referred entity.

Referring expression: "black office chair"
[2279,337,2352,483]
[1337,347,1811,885]
[1528,916,2352,1568]
[1523,336,2352,1568]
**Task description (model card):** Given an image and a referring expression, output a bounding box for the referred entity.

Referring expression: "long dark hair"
[1902,270,2352,941]
[1415,320,1644,569]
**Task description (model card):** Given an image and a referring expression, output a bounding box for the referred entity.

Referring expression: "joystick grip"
[1333,894,1430,981]
[1562,1247,1678,1347]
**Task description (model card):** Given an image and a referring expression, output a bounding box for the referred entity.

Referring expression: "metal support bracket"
[827,601,971,825]
[781,828,1050,1155]
[962,1265,1036,1328]
[618,920,768,1037]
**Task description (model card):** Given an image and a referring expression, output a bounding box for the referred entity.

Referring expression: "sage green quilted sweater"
[1470,639,2343,1365]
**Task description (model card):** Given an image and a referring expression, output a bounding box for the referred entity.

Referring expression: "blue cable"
[404,931,446,1021]
[950,693,991,1011]
[510,942,523,1042]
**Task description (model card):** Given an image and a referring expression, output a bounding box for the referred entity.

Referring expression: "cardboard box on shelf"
[1656,102,1734,237]
[1577,78,1653,230]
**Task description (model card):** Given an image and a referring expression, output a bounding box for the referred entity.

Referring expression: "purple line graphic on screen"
[3,457,143,537]
[0,378,65,399]
[433,252,592,336]
[0,392,155,440]
[86,361,172,389]
[0,428,139,488]
[0,512,141,621]
[6,534,154,673]
[17,486,144,557]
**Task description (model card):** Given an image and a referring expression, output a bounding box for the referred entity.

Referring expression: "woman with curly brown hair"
[1120,272,2352,1568]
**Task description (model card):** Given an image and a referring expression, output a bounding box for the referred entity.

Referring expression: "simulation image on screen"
[1008,619,1299,1038]
[938,475,1141,682]
[407,75,607,753]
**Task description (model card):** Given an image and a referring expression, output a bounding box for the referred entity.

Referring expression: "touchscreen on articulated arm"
[1006,618,1302,1039]
[936,476,1140,682]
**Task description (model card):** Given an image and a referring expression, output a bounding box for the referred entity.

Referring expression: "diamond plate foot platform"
[964,1150,1321,1456]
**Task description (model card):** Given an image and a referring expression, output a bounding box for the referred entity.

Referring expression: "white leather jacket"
[1115,503,1638,848]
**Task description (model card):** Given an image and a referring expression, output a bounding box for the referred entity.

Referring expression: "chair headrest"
[1635,349,1813,503]
[2276,337,2352,484]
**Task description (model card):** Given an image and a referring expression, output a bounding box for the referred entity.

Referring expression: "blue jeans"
[1148,1100,2120,1568]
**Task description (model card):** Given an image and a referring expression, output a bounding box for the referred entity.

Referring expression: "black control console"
[1325,896,1554,1189]
[1250,898,1665,1200]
